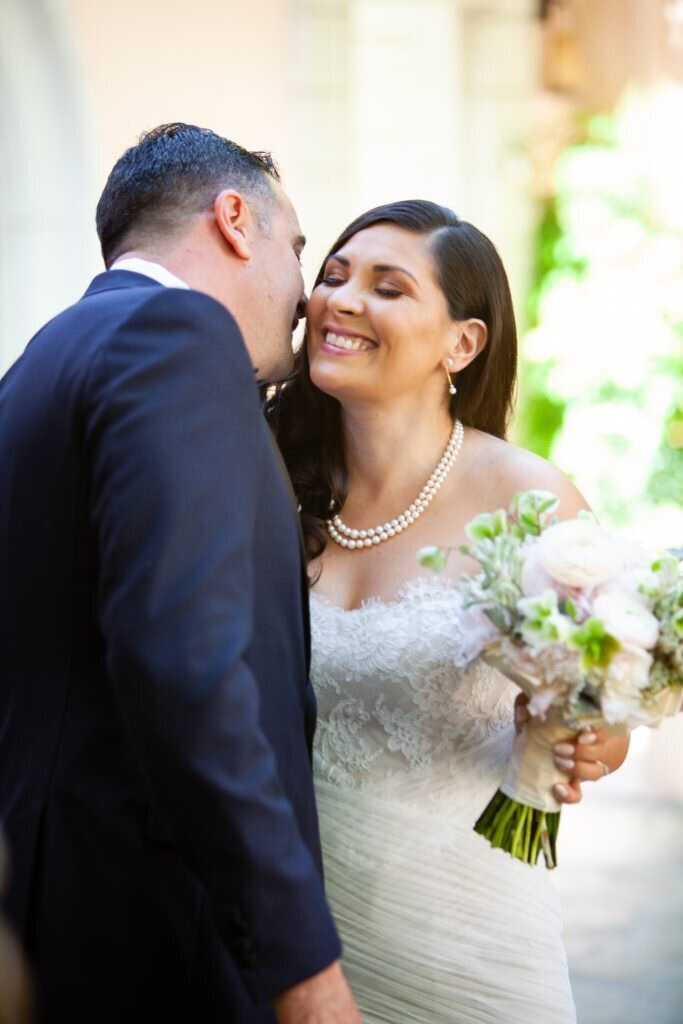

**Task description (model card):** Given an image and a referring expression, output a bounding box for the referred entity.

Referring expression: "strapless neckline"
[309,574,461,615]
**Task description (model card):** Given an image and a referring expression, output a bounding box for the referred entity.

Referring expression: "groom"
[0,124,359,1023]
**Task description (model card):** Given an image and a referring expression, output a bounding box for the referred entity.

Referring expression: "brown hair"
[266,200,518,564]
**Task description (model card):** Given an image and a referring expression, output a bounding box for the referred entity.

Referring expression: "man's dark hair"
[95,123,280,267]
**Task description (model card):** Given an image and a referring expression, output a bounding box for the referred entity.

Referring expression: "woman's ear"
[213,189,254,261]
[445,319,488,373]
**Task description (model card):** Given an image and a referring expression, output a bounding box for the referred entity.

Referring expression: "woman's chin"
[310,374,344,400]
[310,362,360,400]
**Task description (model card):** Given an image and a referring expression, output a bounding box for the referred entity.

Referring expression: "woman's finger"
[568,757,611,783]
[555,743,606,767]
[577,730,628,771]
[554,743,613,776]
[552,777,582,804]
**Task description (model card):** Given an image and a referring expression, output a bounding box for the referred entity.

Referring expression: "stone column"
[458,0,538,319]
[286,0,354,275]
[347,0,463,215]
[288,0,537,309]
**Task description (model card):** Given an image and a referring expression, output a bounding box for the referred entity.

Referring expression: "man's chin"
[274,347,296,382]
[258,350,295,387]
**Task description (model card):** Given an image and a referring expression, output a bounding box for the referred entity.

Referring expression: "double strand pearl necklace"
[326,419,464,550]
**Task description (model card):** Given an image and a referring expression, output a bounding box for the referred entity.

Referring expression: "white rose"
[537,519,623,589]
[593,589,659,650]
[601,643,653,726]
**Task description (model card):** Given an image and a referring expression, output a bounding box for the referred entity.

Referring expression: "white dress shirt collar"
[110,257,189,290]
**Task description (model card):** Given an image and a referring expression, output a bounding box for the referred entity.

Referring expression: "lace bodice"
[310,576,519,821]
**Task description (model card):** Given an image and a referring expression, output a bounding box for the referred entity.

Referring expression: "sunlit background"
[1,1,682,1021]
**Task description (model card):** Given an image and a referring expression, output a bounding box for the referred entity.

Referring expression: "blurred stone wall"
[0,0,537,371]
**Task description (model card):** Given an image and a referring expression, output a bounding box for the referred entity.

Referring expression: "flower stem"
[474,790,561,868]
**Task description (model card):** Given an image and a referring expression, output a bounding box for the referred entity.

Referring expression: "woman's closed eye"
[321,278,402,298]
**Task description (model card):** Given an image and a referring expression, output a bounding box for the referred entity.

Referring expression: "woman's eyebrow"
[373,263,418,283]
[327,254,418,283]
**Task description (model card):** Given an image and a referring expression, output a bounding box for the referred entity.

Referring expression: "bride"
[268,201,628,1023]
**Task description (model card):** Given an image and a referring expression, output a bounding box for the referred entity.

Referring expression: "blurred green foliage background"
[516,89,683,545]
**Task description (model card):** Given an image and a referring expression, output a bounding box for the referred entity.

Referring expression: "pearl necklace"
[326,419,464,550]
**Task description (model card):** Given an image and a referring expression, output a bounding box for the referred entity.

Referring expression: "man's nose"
[295,295,308,322]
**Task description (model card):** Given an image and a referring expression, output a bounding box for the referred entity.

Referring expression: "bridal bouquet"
[418,491,683,869]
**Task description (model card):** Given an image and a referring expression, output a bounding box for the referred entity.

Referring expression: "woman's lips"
[320,329,376,355]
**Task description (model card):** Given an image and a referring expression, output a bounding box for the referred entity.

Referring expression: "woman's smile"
[320,325,377,356]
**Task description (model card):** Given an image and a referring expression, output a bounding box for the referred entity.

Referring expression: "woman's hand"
[551,727,629,804]
[514,693,630,805]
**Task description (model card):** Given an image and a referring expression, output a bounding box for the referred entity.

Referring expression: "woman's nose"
[327,281,363,315]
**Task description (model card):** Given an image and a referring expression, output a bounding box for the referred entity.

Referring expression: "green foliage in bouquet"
[569,619,621,673]
[641,555,683,687]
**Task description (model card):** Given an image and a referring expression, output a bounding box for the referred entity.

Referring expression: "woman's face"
[306,223,457,406]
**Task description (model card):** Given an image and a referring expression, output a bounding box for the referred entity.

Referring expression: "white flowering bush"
[519,89,683,547]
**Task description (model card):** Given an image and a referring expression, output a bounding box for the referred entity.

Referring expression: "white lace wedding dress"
[310,577,576,1024]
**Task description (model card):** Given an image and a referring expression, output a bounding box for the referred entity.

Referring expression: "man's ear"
[445,319,488,373]
[213,190,254,261]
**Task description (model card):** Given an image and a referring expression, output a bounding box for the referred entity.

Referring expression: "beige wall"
[0,0,93,370]
[1,0,538,370]
[65,0,292,198]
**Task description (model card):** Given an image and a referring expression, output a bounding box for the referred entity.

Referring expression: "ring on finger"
[595,759,610,778]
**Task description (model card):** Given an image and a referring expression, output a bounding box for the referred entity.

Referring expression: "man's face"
[249,184,306,383]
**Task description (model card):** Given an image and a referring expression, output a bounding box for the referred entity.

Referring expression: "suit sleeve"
[85,288,340,1002]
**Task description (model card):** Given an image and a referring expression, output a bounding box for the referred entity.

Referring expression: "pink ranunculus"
[601,643,653,726]
[537,519,623,590]
[592,589,659,650]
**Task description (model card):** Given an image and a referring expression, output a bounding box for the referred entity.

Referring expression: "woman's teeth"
[325,331,373,352]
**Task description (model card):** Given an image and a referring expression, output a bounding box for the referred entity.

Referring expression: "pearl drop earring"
[445,365,457,396]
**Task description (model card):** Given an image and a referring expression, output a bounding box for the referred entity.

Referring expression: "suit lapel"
[266,430,312,675]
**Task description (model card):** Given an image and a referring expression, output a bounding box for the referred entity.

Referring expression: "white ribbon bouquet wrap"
[419,491,683,869]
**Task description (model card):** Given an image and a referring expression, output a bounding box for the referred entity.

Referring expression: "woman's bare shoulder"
[461,428,590,519]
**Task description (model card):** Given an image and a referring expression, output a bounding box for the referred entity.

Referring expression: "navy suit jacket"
[0,271,340,1022]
